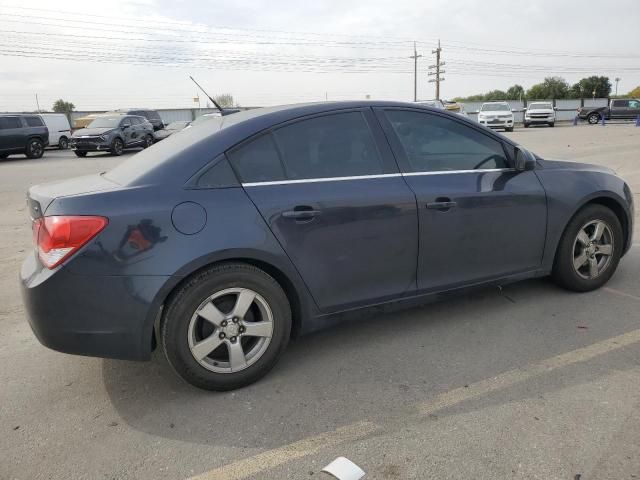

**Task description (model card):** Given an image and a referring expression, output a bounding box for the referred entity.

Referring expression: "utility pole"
[409,41,422,102]
[615,77,621,96]
[428,39,445,100]
[35,93,41,113]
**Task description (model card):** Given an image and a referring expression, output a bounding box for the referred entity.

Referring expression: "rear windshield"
[105,116,226,185]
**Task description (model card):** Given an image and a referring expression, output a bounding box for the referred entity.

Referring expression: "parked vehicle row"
[70,115,155,157]
[578,98,640,124]
[21,101,634,391]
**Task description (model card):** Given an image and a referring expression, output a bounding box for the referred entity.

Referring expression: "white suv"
[524,102,556,128]
[478,102,514,132]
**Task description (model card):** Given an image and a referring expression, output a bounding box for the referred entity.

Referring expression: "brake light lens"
[33,215,108,269]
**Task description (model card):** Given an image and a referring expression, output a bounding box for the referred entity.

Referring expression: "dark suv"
[0,114,49,159]
[70,115,155,157]
[115,108,164,130]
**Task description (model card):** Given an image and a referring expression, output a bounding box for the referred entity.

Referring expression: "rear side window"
[227,133,286,183]
[0,117,22,129]
[612,100,629,108]
[146,110,161,120]
[273,111,384,180]
[24,116,44,127]
[129,117,141,125]
[384,110,509,172]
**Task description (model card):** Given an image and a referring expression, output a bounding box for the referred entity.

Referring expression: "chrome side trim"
[403,168,514,177]
[242,173,402,187]
[241,168,514,187]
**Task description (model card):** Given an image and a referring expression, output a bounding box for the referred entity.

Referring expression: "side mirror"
[511,109,517,112]
[121,124,130,130]
[554,107,558,111]
[514,147,536,172]
[522,108,527,111]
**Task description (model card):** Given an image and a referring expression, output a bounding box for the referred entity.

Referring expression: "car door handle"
[426,200,457,211]
[282,207,321,220]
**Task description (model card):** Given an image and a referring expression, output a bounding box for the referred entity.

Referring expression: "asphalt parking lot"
[1,124,639,480]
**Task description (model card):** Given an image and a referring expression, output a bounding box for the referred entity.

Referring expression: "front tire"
[110,137,124,156]
[549,122,555,127]
[523,122,530,128]
[161,263,292,391]
[505,127,514,132]
[552,204,622,292]
[143,134,154,148]
[25,138,44,159]
[587,113,600,125]
[58,136,69,149]
[74,151,87,157]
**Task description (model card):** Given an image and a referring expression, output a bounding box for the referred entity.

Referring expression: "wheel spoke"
[232,289,256,319]
[243,321,273,338]
[576,230,590,246]
[591,222,605,241]
[228,342,247,371]
[197,302,225,327]
[573,251,588,270]
[191,334,224,361]
[597,244,612,255]
[588,257,599,278]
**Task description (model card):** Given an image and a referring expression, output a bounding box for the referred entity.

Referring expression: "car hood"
[72,127,114,137]
[479,110,513,116]
[537,158,616,175]
[527,109,554,114]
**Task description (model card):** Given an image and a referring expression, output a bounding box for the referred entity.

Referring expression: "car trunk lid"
[27,173,120,217]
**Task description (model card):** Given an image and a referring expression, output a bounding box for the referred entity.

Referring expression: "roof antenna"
[189,75,226,115]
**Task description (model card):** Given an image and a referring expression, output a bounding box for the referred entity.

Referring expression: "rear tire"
[523,123,530,128]
[74,151,87,158]
[110,137,124,156]
[552,204,622,292]
[58,137,69,150]
[505,127,514,132]
[161,263,292,391]
[25,138,44,159]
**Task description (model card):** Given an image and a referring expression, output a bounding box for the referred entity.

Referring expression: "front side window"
[612,100,629,108]
[25,116,44,127]
[120,118,132,127]
[227,133,286,183]
[272,111,384,180]
[0,117,22,129]
[385,110,510,172]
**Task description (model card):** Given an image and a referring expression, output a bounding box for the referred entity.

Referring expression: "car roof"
[106,100,515,187]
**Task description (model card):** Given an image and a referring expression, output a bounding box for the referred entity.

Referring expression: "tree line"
[453,76,639,102]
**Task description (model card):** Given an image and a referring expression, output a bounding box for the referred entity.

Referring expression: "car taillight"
[33,215,108,269]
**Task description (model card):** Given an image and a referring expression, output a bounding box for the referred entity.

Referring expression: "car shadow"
[102,267,640,450]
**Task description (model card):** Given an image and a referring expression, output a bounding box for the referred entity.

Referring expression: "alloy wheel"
[187,287,274,373]
[572,219,614,279]
[29,139,43,157]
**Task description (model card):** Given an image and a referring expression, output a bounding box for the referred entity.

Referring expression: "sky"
[1,0,639,112]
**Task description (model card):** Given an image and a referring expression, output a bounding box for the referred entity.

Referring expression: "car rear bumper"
[20,252,170,361]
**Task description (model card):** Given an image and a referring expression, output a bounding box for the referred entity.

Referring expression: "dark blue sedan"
[21,101,634,390]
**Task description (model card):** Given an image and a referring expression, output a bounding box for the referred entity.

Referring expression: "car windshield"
[87,117,122,128]
[481,103,510,111]
[529,103,552,109]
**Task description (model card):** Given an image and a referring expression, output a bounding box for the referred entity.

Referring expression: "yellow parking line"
[188,328,640,480]
[419,328,640,415]
[187,421,379,480]
[603,286,640,301]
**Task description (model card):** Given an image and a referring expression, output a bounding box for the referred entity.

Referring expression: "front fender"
[536,167,633,272]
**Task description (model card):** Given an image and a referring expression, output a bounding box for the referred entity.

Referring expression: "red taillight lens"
[33,215,108,269]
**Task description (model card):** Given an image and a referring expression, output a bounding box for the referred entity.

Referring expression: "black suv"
[70,115,155,157]
[0,114,49,159]
[115,108,164,130]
